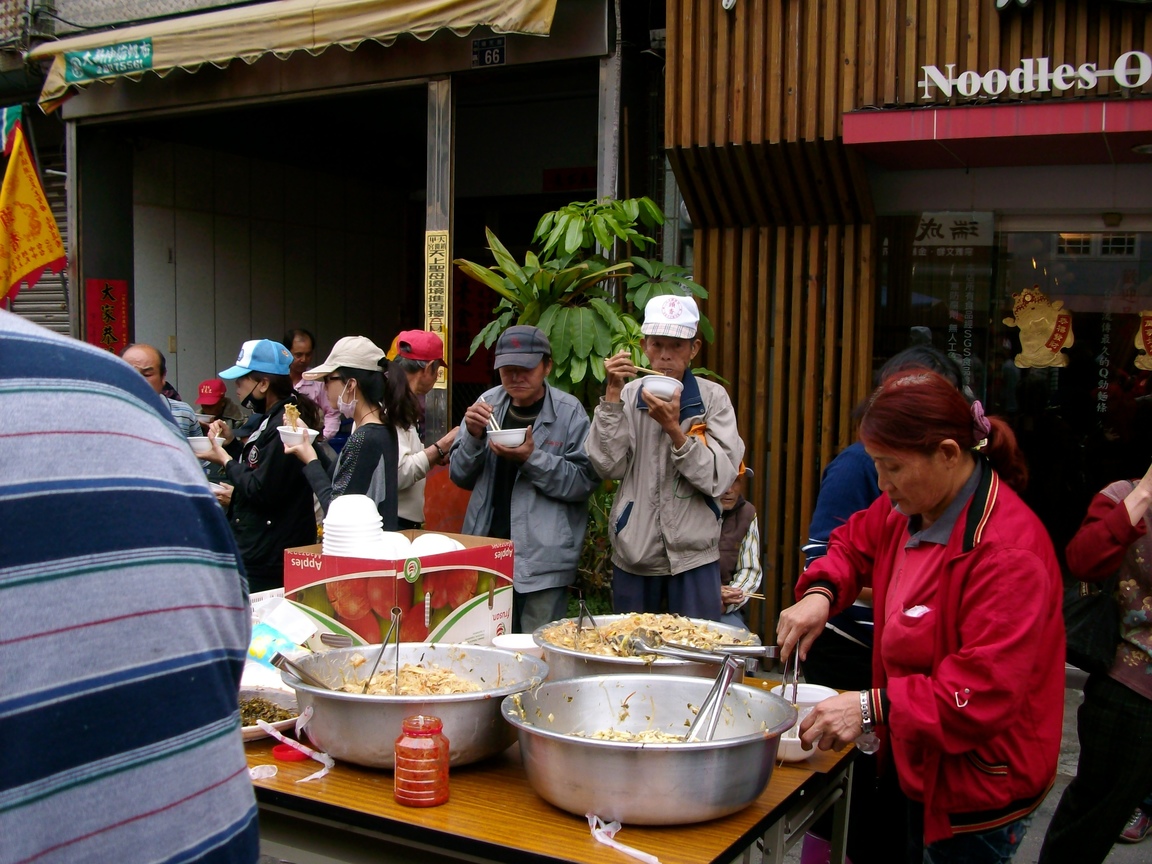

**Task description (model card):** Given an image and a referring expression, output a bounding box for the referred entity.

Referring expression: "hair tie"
[971,399,992,440]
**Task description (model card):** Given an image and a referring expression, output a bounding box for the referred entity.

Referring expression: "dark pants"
[396,517,421,530]
[908,802,1030,864]
[1038,674,1152,864]
[611,561,723,621]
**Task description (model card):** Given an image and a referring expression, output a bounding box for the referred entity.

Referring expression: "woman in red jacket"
[1037,464,1152,863]
[777,369,1064,864]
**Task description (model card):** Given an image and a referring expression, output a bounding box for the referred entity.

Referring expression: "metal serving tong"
[617,627,780,662]
[781,648,801,706]
[361,607,403,695]
[271,652,333,691]
[575,596,609,650]
[685,654,743,742]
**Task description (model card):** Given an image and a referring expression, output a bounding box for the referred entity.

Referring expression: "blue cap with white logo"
[218,339,293,378]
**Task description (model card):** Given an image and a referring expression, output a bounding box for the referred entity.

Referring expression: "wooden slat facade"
[664,0,1152,638]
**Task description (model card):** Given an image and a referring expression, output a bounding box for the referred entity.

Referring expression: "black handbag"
[1063,575,1121,675]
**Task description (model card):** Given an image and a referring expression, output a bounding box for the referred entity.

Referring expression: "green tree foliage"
[454,197,709,407]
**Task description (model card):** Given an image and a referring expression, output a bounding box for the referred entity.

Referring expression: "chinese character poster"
[84,278,129,353]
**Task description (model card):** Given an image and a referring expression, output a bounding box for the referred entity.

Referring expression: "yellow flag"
[0,125,65,301]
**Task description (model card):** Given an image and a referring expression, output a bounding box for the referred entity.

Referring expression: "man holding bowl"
[586,294,744,620]
[451,325,599,633]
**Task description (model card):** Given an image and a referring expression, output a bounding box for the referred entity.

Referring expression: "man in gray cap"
[450,325,599,633]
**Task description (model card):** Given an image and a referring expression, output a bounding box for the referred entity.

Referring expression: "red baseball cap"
[195,378,226,406]
[396,330,444,363]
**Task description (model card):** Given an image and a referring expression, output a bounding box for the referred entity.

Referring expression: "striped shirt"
[724,516,763,613]
[0,311,258,864]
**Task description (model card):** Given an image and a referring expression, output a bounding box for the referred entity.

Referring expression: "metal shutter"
[7,152,70,335]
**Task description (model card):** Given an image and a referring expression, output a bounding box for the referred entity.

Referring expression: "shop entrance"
[876,216,1152,561]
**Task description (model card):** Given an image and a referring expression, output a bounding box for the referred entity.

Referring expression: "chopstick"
[743,592,766,601]
[478,396,502,432]
[632,367,666,377]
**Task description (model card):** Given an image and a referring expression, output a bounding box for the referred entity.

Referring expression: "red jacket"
[798,465,1064,843]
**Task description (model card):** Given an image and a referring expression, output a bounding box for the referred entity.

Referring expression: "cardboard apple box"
[283,530,514,646]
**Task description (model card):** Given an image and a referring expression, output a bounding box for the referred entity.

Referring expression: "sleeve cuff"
[802,581,837,606]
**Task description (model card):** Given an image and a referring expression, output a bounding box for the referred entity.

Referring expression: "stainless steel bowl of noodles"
[532,613,760,681]
[278,643,548,768]
[501,674,797,824]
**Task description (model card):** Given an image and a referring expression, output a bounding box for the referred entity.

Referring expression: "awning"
[26,0,558,112]
[843,98,1152,169]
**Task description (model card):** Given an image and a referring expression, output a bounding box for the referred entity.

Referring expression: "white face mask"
[337,381,357,419]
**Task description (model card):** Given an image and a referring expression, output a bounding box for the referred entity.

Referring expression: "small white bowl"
[487,427,527,448]
[409,532,466,557]
[278,425,320,447]
[189,436,225,455]
[639,375,684,400]
[492,633,545,659]
[239,686,298,742]
[325,493,382,524]
[194,413,215,425]
[768,683,841,763]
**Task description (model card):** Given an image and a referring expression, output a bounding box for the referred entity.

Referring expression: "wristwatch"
[857,690,880,755]
[433,442,447,460]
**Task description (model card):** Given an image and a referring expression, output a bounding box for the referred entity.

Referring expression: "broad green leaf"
[486,228,529,294]
[591,215,614,250]
[697,316,715,343]
[591,312,612,357]
[525,250,541,270]
[550,307,572,364]
[602,214,629,241]
[568,307,596,359]
[569,353,588,384]
[589,353,607,382]
[564,216,584,256]
[622,199,640,222]
[519,299,540,325]
[588,297,623,333]
[537,303,560,338]
[638,196,666,226]
[629,256,656,277]
[544,215,569,258]
[692,365,729,386]
[533,212,555,242]
[455,258,521,306]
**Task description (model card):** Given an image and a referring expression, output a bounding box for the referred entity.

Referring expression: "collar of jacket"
[489,384,559,427]
[635,368,705,423]
[960,455,998,553]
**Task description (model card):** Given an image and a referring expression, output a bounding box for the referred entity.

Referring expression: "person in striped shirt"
[718,463,762,629]
[1,310,259,863]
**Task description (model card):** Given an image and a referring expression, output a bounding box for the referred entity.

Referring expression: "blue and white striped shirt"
[0,311,258,864]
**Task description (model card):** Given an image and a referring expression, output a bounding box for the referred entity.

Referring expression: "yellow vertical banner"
[0,125,66,301]
[424,230,450,389]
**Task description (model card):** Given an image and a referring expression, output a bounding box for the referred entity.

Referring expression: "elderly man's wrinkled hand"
[776,593,832,664]
[603,351,637,402]
[489,425,534,463]
[799,692,863,752]
[464,399,494,438]
[641,387,681,432]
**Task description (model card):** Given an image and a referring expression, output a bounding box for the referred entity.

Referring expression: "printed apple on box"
[283,531,514,646]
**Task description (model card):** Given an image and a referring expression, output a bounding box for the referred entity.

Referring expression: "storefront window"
[876,216,1152,559]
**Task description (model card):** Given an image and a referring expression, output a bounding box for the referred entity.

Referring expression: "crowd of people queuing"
[9,285,1152,864]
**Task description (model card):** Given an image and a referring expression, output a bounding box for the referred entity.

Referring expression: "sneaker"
[1120,808,1152,843]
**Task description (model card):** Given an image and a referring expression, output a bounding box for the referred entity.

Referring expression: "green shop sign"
[64,39,153,83]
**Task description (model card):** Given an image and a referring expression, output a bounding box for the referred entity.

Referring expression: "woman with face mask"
[284,336,415,529]
[202,339,322,593]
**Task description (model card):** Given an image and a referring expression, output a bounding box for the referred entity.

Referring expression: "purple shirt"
[295,377,341,438]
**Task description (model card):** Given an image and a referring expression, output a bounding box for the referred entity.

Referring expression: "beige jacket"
[586,371,744,575]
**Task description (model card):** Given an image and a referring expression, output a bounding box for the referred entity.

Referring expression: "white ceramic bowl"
[194,413,215,425]
[325,494,381,524]
[639,375,684,400]
[492,633,545,659]
[278,425,320,447]
[487,427,527,448]
[409,532,466,557]
[188,436,225,455]
[768,683,840,762]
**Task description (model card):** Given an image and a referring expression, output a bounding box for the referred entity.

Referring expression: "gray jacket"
[450,384,599,593]
[585,371,744,576]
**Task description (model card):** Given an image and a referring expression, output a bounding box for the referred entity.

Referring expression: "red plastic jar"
[393,714,450,807]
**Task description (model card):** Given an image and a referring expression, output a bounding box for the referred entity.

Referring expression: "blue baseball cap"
[219,339,293,378]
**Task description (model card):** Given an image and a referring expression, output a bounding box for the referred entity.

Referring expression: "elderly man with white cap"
[586,294,745,620]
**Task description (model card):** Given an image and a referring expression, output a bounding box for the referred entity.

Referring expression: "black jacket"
[223,398,317,591]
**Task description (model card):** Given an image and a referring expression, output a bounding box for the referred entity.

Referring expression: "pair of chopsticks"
[632,366,666,377]
[744,592,766,601]
[478,396,502,432]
